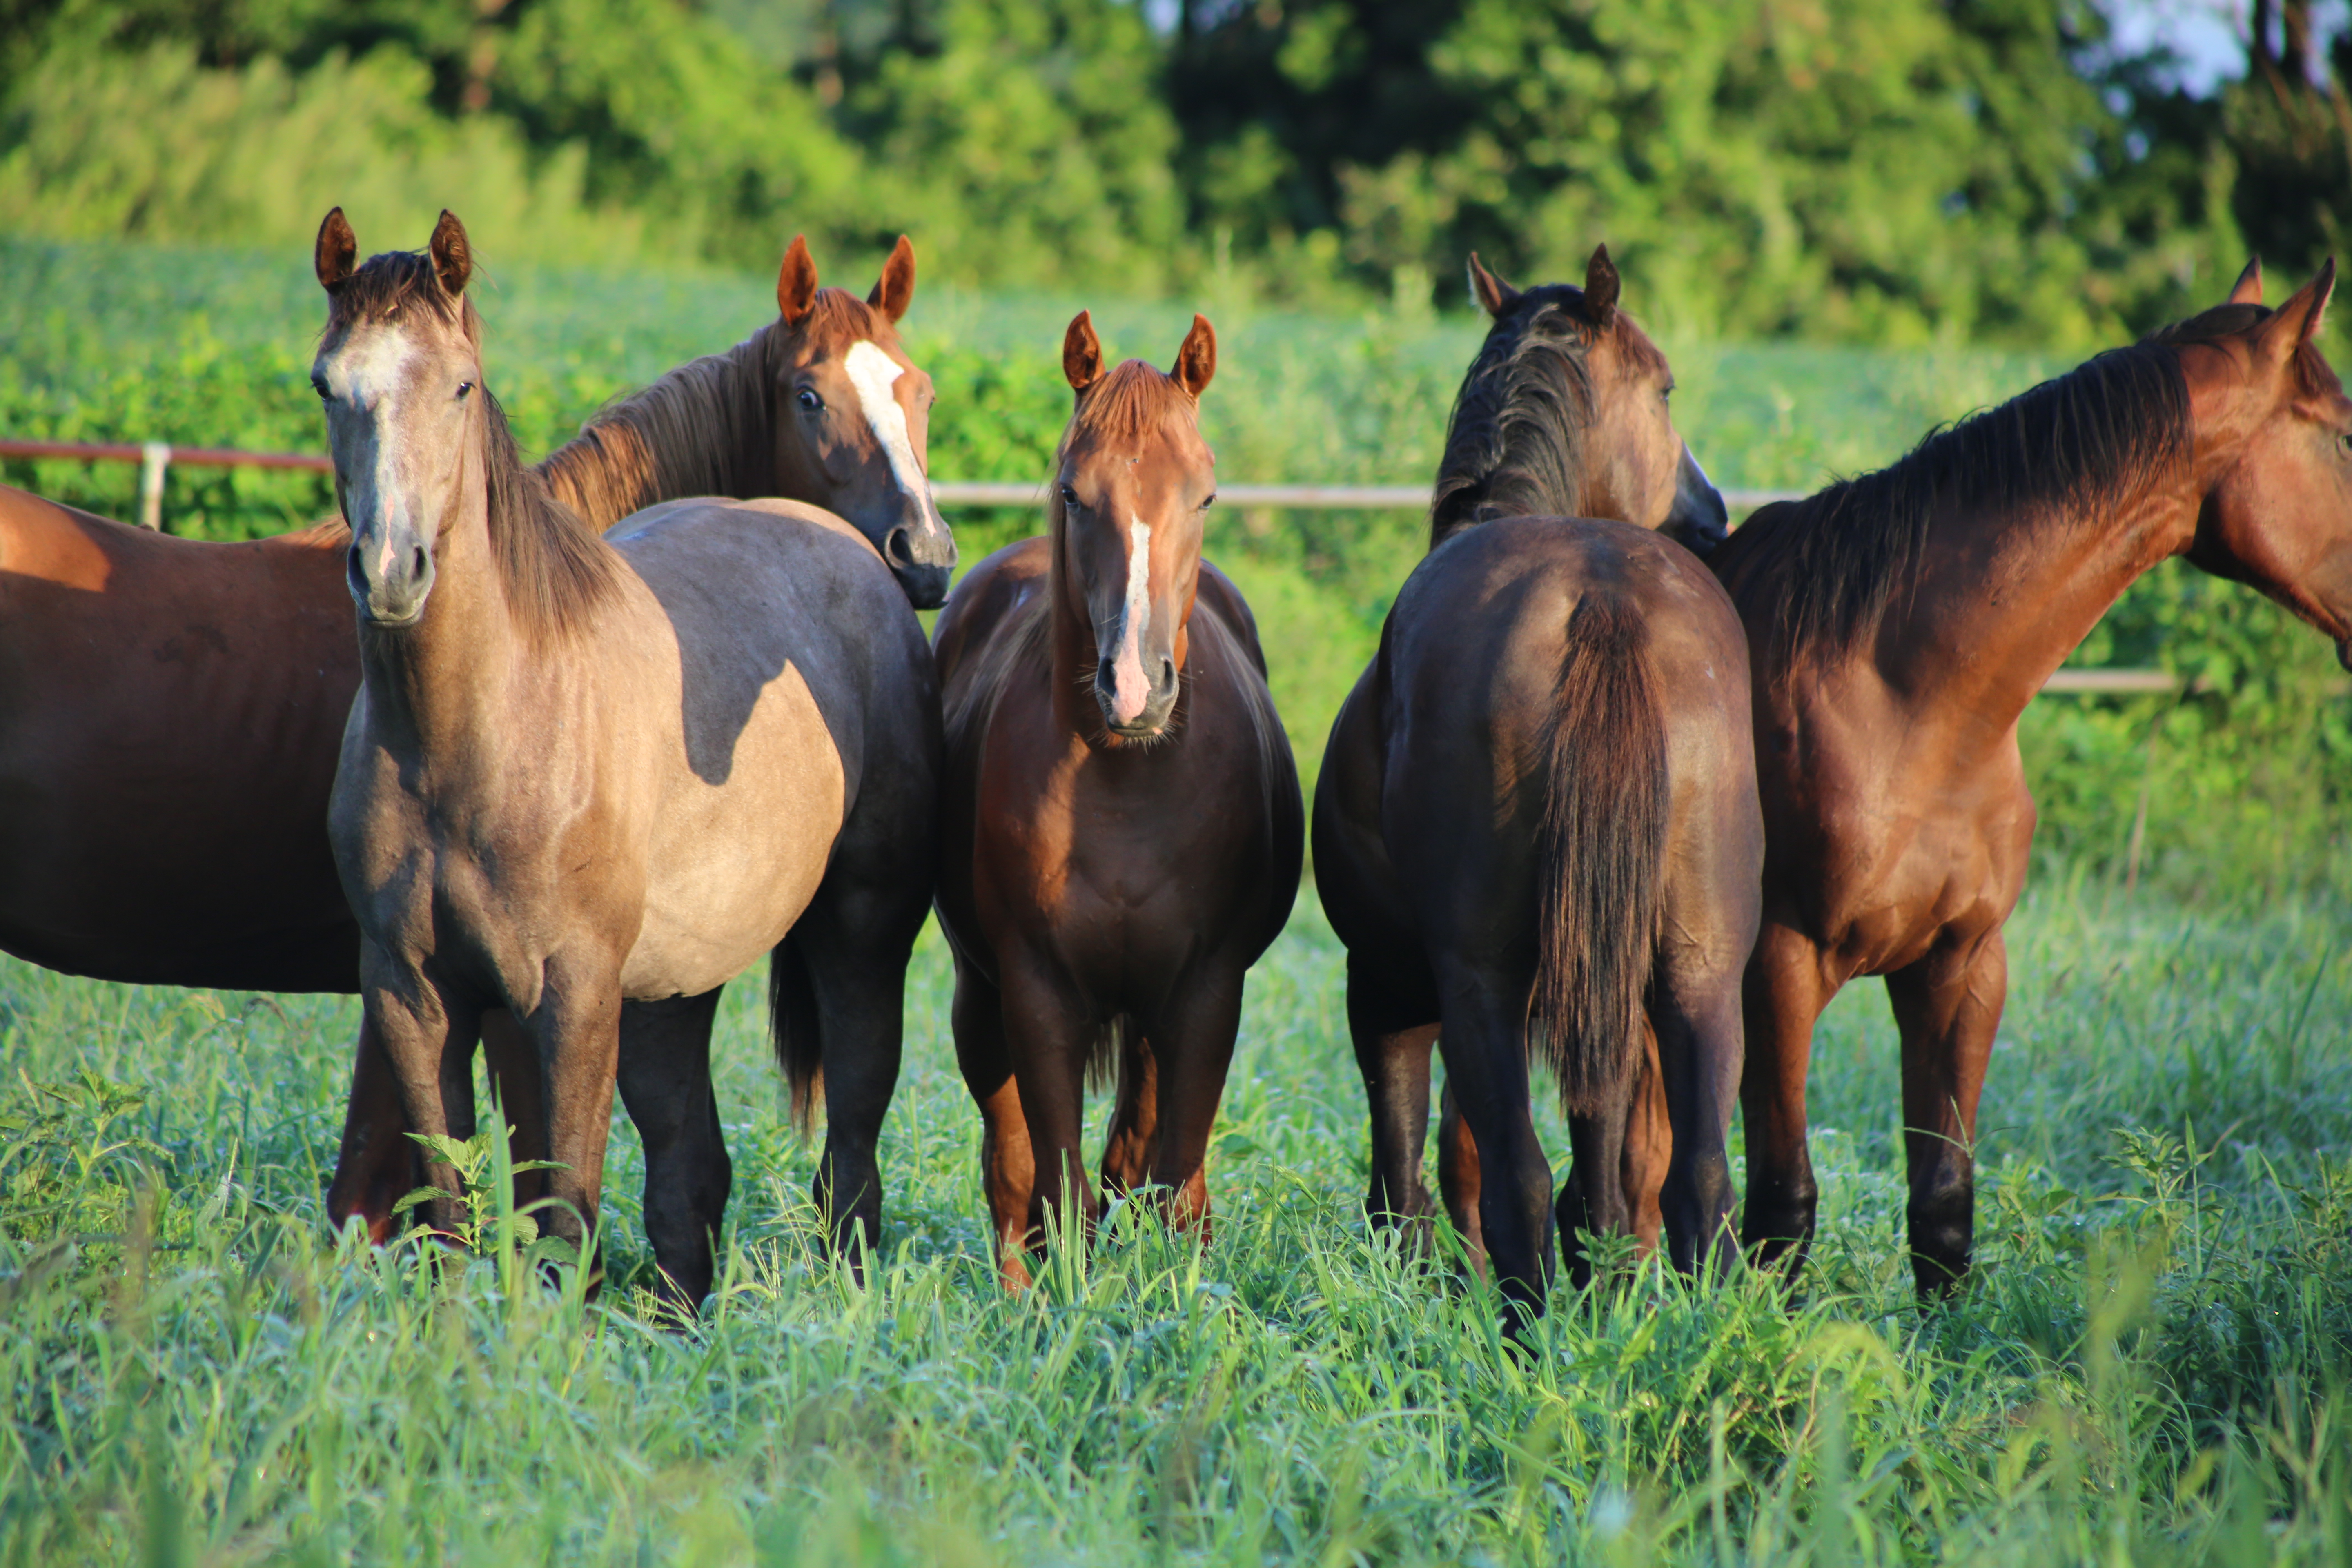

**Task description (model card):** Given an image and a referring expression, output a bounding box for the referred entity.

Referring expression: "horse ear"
[867,235,915,323]
[1466,252,1519,317]
[2228,256,2263,306]
[1171,313,1216,397]
[777,235,819,325]
[428,210,471,297]
[2264,258,2336,361]
[1583,244,1619,329]
[315,207,356,292]
[1063,310,1104,392]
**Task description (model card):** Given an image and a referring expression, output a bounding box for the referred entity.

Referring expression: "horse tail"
[770,930,824,1136]
[1533,592,1668,1117]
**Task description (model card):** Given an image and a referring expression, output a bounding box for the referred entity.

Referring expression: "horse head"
[1054,311,1219,742]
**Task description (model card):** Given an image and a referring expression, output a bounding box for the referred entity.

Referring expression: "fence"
[0,438,2170,694]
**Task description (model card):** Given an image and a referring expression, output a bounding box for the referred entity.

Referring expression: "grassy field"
[2,885,2351,1564]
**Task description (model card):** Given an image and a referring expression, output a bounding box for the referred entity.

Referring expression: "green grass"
[2,888,2351,1564]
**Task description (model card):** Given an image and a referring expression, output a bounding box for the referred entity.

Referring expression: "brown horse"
[931,312,1303,1287]
[313,209,940,1305]
[1709,258,2352,1295]
[1313,248,1758,1320]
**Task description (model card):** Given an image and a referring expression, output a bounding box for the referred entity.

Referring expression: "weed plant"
[0,889,2349,1563]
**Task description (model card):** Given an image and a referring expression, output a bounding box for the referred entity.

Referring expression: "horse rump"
[1533,591,1667,1116]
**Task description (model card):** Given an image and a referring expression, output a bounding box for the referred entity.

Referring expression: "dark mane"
[536,287,899,527]
[1429,285,1664,549]
[1710,341,2194,665]
[329,248,626,646]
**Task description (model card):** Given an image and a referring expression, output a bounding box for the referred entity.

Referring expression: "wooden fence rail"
[0,437,2170,694]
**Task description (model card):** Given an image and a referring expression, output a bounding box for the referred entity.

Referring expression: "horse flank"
[1708,330,2219,669]
[1429,287,1667,549]
[1533,591,1668,1117]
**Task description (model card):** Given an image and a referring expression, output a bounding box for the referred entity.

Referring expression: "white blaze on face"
[1109,515,1154,724]
[320,326,421,581]
[842,340,938,515]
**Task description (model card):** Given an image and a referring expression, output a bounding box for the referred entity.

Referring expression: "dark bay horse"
[314,210,941,1304]
[1313,248,1757,1320]
[931,313,1303,1288]
[1710,258,2352,1294]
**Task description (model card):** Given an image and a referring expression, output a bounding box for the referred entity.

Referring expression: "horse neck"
[1875,472,2202,723]
[535,330,777,527]
[1429,421,1599,550]
[356,470,521,759]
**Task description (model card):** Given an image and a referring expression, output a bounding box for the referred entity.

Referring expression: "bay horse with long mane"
[310,209,940,1304]
[1314,247,1756,1320]
[1708,258,2352,1295]
[932,312,1302,1287]
[0,229,951,1236]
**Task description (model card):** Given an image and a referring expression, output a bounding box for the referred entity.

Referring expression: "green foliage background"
[2,0,2348,343]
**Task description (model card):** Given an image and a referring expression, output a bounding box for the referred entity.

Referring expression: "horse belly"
[621,681,848,999]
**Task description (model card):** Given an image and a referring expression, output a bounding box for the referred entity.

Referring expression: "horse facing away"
[1709,258,2352,1295]
[931,312,1303,1287]
[314,210,941,1304]
[1313,247,1760,1321]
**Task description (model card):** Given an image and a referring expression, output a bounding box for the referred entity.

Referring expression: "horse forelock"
[1713,341,2194,669]
[323,250,471,337]
[1068,359,1201,448]
[1431,286,1660,549]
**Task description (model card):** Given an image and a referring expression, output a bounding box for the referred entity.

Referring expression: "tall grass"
[1,890,2349,1563]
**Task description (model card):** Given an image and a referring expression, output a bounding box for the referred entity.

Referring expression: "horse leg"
[1437,962,1555,1323]
[999,953,1096,1265]
[1348,955,1441,1238]
[520,956,626,1283]
[356,946,481,1241]
[1434,1081,1485,1276]
[1559,1077,1635,1291]
[1650,959,1746,1280]
[1139,971,1248,1235]
[950,957,1037,1290]
[614,989,731,1314]
[1739,922,1838,1276]
[326,1013,416,1245]
[1618,1022,1669,1257]
[1885,927,2006,1297]
[1099,1022,1158,1200]
[481,1008,551,1213]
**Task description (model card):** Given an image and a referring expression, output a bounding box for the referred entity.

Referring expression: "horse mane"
[326,249,626,646]
[1709,338,2195,666]
[1429,285,1666,549]
[536,288,898,527]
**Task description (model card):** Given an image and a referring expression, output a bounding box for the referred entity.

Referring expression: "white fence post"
[138,442,172,531]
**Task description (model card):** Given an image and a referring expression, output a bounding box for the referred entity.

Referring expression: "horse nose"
[883,524,915,568]
[1156,655,1177,695]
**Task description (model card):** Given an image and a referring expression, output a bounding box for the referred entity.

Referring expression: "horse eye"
[311,376,330,401]
[1060,484,1080,508]
[797,388,824,413]
[456,381,474,401]
[1201,493,1216,510]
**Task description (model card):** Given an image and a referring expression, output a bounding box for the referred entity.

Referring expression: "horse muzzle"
[347,535,434,627]
[1095,652,1179,739]
[1663,443,1729,557]
[881,510,957,610]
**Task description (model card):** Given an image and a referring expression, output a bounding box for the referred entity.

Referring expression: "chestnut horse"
[1314,248,1757,1320]
[1709,258,2352,1295]
[314,211,940,1304]
[932,313,1302,1287]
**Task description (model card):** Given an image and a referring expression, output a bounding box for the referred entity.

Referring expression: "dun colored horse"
[314,211,941,1303]
[1314,248,1758,1319]
[1710,258,2352,1294]
[932,313,1303,1287]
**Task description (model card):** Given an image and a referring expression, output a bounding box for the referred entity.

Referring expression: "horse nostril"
[883,526,914,567]
[411,545,428,578]
[1097,657,1117,690]
[1158,656,1176,689]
